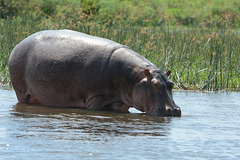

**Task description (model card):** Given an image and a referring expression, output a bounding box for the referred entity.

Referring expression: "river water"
[0,89,239,159]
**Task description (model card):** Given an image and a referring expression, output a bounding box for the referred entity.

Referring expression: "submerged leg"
[107,102,130,113]
[29,96,40,104]
[15,89,40,104]
[15,91,30,103]
[86,95,104,110]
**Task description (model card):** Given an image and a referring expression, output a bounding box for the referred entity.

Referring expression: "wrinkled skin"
[132,69,181,116]
[8,30,181,117]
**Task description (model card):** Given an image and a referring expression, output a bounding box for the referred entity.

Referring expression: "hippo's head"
[132,69,181,117]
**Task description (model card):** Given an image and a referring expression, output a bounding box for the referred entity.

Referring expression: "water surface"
[0,89,240,159]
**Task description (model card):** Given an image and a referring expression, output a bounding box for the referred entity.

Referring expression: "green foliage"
[1,0,240,27]
[82,0,99,15]
[96,0,120,17]
[0,0,29,18]
[40,0,58,15]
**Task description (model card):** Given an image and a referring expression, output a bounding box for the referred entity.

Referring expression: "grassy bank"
[1,0,239,28]
[0,0,239,91]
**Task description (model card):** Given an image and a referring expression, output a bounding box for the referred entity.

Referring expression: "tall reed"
[0,14,239,91]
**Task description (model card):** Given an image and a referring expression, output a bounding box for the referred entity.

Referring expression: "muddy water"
[0,89,240,159]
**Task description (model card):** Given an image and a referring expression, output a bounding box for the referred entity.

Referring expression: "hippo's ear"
[166,70,171,77]
[144,69,153,80]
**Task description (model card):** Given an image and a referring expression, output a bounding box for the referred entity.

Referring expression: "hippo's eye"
[166,81,174,90]
[153,81,161,89]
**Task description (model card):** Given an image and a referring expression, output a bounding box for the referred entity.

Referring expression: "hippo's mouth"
[164,106,181,117]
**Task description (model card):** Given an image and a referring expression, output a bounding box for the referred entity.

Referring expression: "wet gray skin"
[132,69,181,116]
[8,29,181,117]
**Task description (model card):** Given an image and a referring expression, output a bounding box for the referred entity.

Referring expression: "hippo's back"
[10,30,124,62]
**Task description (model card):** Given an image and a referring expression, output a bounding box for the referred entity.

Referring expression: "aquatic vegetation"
[0,0,239,91]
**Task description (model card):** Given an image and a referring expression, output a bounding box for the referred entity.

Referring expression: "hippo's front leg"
[29,95,40,104]
[86,95,104,110]
[107,102,130,113]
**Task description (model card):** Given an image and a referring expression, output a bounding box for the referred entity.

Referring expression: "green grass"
[0,0,239,91]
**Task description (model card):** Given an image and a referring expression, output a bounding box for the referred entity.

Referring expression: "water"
[0,89,240,160]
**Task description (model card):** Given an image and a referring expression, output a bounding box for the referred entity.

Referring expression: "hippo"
[8,30,181,116]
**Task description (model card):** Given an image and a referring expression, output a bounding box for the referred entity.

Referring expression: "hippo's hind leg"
[29,96,40,104]
[86,95,104,110]
[15,90,30,103]
[15,89,39,104]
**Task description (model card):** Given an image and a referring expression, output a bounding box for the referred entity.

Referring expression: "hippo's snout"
[165,106,181,117]
[150,106,181,117]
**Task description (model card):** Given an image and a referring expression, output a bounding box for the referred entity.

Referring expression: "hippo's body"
[9,30,181,116]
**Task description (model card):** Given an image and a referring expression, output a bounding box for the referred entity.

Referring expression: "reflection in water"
[11,103,172,140]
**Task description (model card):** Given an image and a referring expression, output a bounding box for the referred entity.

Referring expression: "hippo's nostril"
[165,109,172,116]
[167,109,172,113]
[173,108,181,117]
